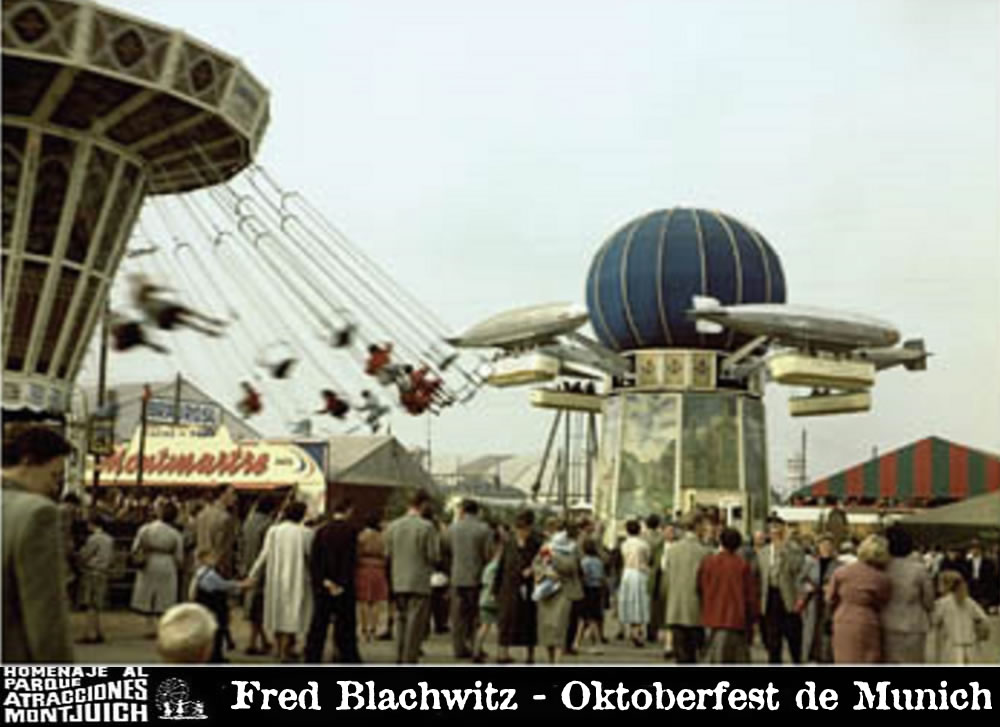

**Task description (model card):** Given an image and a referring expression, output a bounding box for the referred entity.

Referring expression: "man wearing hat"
[757,515,805,663]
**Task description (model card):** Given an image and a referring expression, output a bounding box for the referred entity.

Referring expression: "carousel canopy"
[796,436,1000,503]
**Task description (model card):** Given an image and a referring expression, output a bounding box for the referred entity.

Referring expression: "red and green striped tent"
[795,436,1000,503]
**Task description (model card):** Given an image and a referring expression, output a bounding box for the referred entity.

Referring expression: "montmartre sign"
[91,425,326,500]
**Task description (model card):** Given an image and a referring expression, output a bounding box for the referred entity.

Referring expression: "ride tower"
[2,0,270,430]
[586,208,786,538]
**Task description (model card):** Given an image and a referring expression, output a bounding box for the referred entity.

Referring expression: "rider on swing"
[317,389,350,419]
[237,382,262,418]
[130,274,226,337]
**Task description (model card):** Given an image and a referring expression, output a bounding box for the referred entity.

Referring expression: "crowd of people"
[3,424,998,665]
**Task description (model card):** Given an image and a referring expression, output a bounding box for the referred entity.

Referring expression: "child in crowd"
[189,547,251,663]
[574,538,607,655]
[77,517,114,644]
[473,541,503,663]
[931,571,990,664]
[157,603,218,663]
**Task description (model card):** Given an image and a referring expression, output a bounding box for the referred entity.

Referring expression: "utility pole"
[136,385,151,490]
[173,372,182,427]
[801,428,808,484]
[562,413,571,515]
[90,302,110,513]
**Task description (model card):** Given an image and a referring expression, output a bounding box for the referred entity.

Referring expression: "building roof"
[325,435,437,493]
[795,436,1000,503]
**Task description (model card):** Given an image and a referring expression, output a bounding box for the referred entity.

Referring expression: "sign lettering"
[102,447,271,478]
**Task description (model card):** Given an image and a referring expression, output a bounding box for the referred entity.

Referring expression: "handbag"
[129,531,147,568]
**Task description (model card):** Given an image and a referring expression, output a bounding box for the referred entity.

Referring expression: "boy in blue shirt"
[189,547,251,662]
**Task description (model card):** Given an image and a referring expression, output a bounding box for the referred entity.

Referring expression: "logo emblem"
[156,679,207,720]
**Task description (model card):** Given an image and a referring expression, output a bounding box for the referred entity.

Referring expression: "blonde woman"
[825,534,892,663]
[931,571,990,664]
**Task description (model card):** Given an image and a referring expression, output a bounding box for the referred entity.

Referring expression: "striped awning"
[796,437,1000,502]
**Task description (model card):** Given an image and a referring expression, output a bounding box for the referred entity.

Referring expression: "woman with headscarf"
[825,534,892,663]
[532,518,583,664]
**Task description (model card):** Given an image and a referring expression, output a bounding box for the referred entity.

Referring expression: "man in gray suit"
[447,499,493,658]
[758,516,805,663]
[662,511,711,663]
[2,427,74,662]
[385,489,440,663]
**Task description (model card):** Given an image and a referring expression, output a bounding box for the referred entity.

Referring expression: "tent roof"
[899,491,1000,529]
[325,435,437,493]
[83,379,260,442]
[795,436,1000,502]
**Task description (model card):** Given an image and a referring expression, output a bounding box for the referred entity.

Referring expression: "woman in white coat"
[131,502,184,637]
[249,501,314,662]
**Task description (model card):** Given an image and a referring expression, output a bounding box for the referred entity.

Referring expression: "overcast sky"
[85,0,1000,489]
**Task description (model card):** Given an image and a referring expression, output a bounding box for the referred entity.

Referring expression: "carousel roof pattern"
[2,0,270,194]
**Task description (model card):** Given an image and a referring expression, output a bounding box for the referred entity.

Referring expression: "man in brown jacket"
[196,484,238,577]
[2,427,75,662]
[195,484,238,649]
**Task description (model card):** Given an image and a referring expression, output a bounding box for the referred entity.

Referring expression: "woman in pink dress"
[355,515,389,642]
[825,534,893,663]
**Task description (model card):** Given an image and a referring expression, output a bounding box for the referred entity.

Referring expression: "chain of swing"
[102,144,491,434]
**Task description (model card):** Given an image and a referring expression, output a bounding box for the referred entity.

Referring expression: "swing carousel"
[4,0,489,448]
